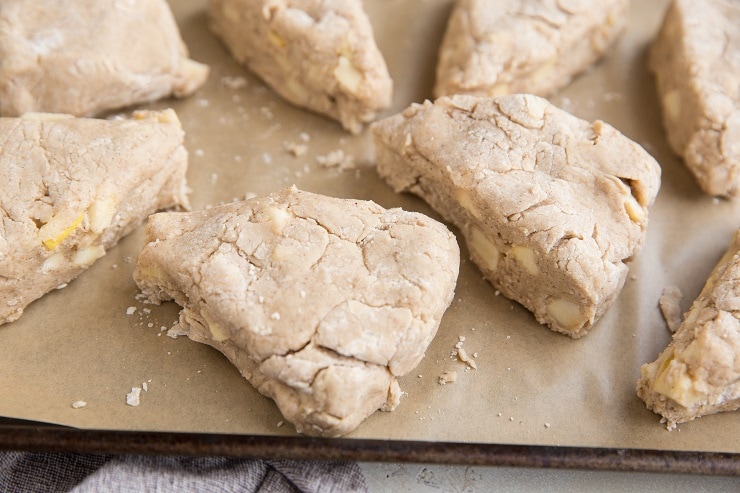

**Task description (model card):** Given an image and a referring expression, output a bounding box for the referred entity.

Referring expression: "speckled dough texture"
[0,110,190,325]
[372,94,661,338]
[434,0,628,99]
[0,0,209,117]
[649,0,740,198]
[133,187,460,437]
[208,0,392,134]
[637,230,740,429]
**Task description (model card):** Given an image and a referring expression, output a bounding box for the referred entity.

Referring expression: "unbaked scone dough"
[133,187,459,437]
[434,0,628,98]
[649,0,740,198]
[208,0,392,134]
[372,94,661,338]
[0,110,190,325]
[0,0,209,117]
[637,230,740,429]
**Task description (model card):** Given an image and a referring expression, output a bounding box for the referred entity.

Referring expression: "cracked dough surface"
[637,230,740,428]
[0,110,190,325]
[133,186,459,437]
[649,0,740,198]
[208,0,392,134]
[434,0,628,98]
[0,0,209,117]
[372,94,661,338]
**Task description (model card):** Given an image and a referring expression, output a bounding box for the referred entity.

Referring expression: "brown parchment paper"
[1,0,739,454]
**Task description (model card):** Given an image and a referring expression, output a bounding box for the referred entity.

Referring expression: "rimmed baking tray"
[1,0,738,475]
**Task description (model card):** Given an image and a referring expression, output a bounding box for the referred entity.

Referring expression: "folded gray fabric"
[0,451,111,492]
[0,452,368,493]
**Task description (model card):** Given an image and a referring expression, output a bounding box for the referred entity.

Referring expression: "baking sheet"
[1,0,739,455]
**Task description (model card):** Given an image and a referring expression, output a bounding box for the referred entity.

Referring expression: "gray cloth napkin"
[0,451,368,493]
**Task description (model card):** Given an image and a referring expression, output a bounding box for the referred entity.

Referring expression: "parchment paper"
[1,0,739,454]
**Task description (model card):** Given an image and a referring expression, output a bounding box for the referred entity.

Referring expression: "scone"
[434,0,628,98]
[0,110,190,325]
[208,0,392,134]
[133,187,459,437]
[649,0,740,198]
[637,230,740,429]
[0,0,209,117]
[372,94,661,338]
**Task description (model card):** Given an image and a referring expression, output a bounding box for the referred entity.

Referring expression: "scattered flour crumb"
[284,141,309,157]
[438,371,457,385]
[457,348,477,370]
[142,382,148,392]
[167,325,188,339]
[126,387,142,407]
[659,285,683,333]
[277,421,284,427]
[71,401,87,409]
[126,306,136,316]
[220,75,247,89]
[316,149,355,170]
[298,132,311,143]
[194,148,204,157]
[259,106,274,120]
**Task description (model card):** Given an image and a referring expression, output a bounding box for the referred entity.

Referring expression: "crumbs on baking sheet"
[126,387,141,407]
[451,335,477,370]
[316,149,355,170]
[438,371,457,385]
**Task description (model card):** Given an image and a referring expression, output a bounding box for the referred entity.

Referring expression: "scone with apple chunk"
[208,0,392,134]
[133,187,459,437]
[0,109,190,325]
[637,230,740,429]
[649,0,740,198]
[372,94,661,338]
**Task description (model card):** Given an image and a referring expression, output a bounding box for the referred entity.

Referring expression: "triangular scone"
[0,0,209,117]
[649,0,740,198]
[637,230,740,429]
[134,187,459,437]
[434,0,628,98]
[0,110,189,325]
[209,0,392,134]
[372,94,661,338]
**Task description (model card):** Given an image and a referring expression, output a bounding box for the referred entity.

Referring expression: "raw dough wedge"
[208,0,392,134]
[0,0,209,117]
[434,0,628,98]
[649,0,740,198]
[133,186,459,437]
[637,230,740,429]
[372,94,661,338]
[0,110,190,325]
